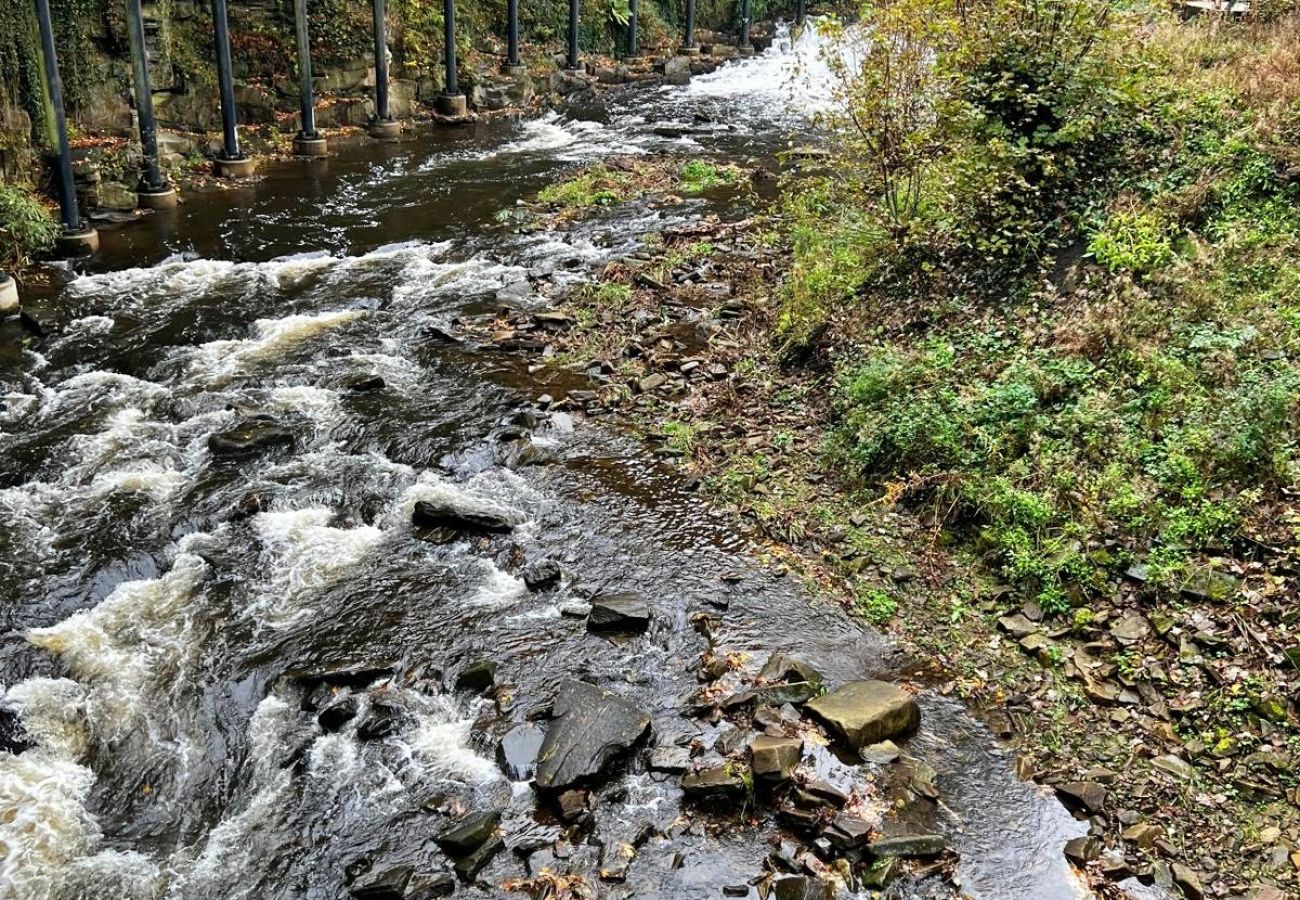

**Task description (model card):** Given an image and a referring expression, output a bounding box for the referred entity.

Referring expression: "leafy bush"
[0,183,59,269]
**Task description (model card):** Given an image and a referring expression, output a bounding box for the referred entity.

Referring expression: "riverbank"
[467,139,1298,900]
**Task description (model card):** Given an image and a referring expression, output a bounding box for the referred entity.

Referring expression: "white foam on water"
[396,470,534,531]
[184,767,295,898]
[404,695,501,785]
[0,750,103,899]
[183,309,365,385]
[250,507,384,629]
[26,552,210,735]
[65,251,339,303]
[465,558,528,609]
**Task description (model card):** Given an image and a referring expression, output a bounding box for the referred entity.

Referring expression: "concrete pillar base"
[292,135,329,157]
[500,62,527,77]
[368,119,402,140]
[563,66,586,76]
[0,274,19,315]
[137,187,179,210]
[55,226,100,258]
[679,45,701,56]
[435,93,468,117]
[737,45,757,57]
[215,155,256,179]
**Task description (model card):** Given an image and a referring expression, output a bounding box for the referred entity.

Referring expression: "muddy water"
[2,27,1105,900]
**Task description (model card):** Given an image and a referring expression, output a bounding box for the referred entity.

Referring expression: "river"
[1,25,1124,900]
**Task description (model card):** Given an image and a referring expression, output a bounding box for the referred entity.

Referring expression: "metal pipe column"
[443,0,458,96]
[796,0,806,27]
[566,0,580,70]
[34,0,79,231]
[739,0,752,49]
[683,0,696,51]
[372,0,390,120]
[505,0,520,68]
[212,0,244,164]
[627,0,638,58]
[294,0,316,137]
[125,0,170,198]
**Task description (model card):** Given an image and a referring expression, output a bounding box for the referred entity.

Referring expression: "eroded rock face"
[804,681,921,751]
[534,680,651,791]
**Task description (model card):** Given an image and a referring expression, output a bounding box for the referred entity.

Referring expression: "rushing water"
[0,25,1125,900]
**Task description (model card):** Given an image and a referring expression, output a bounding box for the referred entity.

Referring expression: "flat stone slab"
[587,593,652,632]
[867,834,947,858]
[534,680,650,791]
[805,681,920,750]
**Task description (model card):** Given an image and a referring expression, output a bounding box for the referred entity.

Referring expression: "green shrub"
[0,183,59,269]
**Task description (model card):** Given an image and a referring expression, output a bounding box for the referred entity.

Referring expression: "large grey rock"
[587,593,652,632]
[534,680,650,791]
[412,498,515,533]
[805,681,920,750]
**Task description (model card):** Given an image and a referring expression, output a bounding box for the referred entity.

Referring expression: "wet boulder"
[405,873,456,899]
[534,680,651,791]
[680,763,750,800]
[436,810,502,855]
[497,723,545,781]
[355,700,409,741]
[649,745,692,773]
[805,681,920,751]
[773,875,834,900]
[586,593,652,633]
[349,864,413,899]
[317,694,359,733]
[455,659,498,693]
[521,559,562,591]
[750,735,802,782]
[412,498,516,534]
[208,417,295,457]
[759,653,823,685]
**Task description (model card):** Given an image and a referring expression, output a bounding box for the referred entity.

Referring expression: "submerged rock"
[805,681,921,750]
[867,834,948,858]
[497,723,545,781]
[317,694,359,733]
[534,680,651,791]
[587,593,652,633]
[649,745,692,773]
[208,418,295,457]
